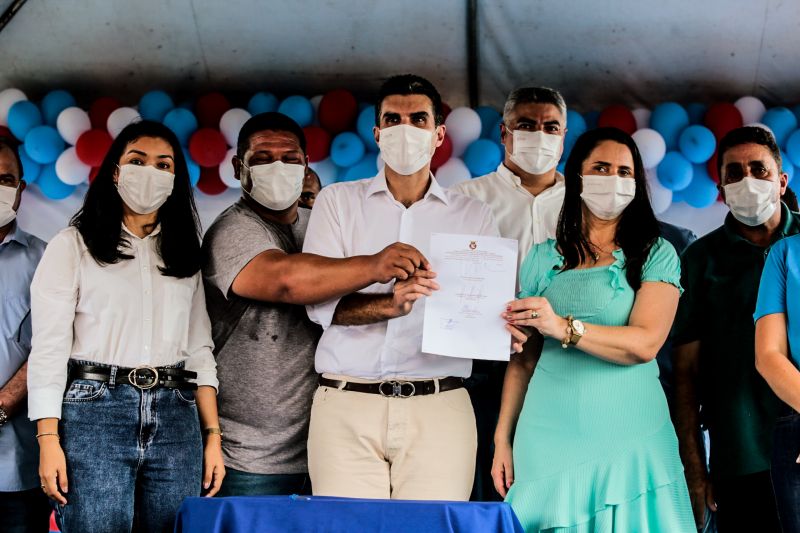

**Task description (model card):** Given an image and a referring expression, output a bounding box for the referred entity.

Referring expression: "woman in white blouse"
[27,120,224,532]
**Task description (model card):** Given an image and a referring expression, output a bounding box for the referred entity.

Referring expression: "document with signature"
[422,233,519,361]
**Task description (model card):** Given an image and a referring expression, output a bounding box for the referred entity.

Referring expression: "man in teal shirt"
[673,126,797,532]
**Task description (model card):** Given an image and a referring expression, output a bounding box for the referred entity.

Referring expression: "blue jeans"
[217,468,310,497]
[0,488,51,533]
[772,410,800,533]
[55,363,202,533]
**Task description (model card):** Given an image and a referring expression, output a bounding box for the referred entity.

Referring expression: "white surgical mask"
[723,177,779,226]
[378,125,434,175]
[244,161,305,211]
[0,184,18,227]
[508,130,562,175]
[116,164,175,215]
[580,174,637,220]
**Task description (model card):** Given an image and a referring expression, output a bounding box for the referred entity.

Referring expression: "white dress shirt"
[27,225,217,420]
[451,164,565,265]
[303,171,500,380]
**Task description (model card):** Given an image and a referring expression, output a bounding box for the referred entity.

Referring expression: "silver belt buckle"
[128,365,159,390]
[378,380,416,398]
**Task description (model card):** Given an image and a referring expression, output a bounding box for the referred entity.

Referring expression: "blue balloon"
[557,160,566,175]
[490,117,504,145]
[24,126,65,165]
[657,151,693,191]
[762,107,798,148]
[139,90,174,122]
[686,103,707,125]
[683,164,719,208]
[564,110,587,159]
[341,154,378,182]
[650,103,690,150]
[18,144,41,183]
[356,105,378,151]
[36,163,76,200]
[278,95,313,127]
[183,148,200,186]
[330,132,365,167]
[583,111,600,130]
[672,188,685,203]
[476,106,502,139]
[7,101,42,140]
[248,92,279,115]
[164,108,199,146]
[678,125,716,164]
[310,158,340,187]
[786,131,800,168]
[41,90,76,126]
[464,139,502,177]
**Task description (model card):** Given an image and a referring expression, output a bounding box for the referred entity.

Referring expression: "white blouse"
[27,225,217,420]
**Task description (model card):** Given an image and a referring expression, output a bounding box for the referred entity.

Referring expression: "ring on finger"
[530,310,539,319]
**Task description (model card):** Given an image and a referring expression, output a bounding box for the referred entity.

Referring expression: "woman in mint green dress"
[493,127,694,532]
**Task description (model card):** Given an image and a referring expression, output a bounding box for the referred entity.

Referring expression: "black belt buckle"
[128,365,159,390]
[378,380,416,398]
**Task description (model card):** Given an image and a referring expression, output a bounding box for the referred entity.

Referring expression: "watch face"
[572,319,586,335]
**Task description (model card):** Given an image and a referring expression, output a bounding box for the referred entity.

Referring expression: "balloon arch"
[0,88,795,214]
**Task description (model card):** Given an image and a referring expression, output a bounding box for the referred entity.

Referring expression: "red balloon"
[304,126,331,162]
[197,166,227,195]
[76,129,113,167]
[431,134,453,170]
[195,93,231,128]
[704,103,743,140]
[89,97,122,129]
[189,128,228,168]
[89,166,100,183]
[318,90,358,134]
[598,104,637,135]
[707,150,720,183]
[0,126,11,138]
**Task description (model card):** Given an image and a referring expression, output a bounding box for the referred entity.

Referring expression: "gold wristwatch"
[561,315,586,348]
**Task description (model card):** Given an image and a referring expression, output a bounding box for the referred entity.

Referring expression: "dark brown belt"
[318,376,464,398]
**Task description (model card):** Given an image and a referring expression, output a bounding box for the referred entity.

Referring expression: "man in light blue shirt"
[0,137,49,532]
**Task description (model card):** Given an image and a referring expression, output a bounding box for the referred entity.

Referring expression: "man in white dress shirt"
[451,86,568,500]
[303,74,521,500]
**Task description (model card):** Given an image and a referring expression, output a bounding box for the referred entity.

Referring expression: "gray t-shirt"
[202,200,321,474]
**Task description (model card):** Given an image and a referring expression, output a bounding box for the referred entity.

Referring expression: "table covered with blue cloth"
[174,495,524,533]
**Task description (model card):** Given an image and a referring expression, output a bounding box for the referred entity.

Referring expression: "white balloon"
[309,157,339,187]
[219,108,252,147]
[646,167,673,215]
[735,96,767,125]
[56,107,91,145]
[435,158,471,188]
[632,128,667,169]
[55,146,91,185]
[219,147,240,188]
[632,108,651,130]
[0,88,27,127]
[107,107,141,139]
[445,107,482,157]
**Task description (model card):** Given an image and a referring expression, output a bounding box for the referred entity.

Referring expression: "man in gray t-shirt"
[202,112,430,496]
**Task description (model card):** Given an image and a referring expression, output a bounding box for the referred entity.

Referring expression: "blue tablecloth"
[174,495,524,533]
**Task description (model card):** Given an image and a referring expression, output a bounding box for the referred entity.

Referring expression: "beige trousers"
[307,374,477,500]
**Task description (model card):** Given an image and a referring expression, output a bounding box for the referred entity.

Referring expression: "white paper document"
[422,233,519,361]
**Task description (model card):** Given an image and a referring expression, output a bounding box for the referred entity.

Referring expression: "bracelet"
[203,427,223,438]
[36,432,60,440]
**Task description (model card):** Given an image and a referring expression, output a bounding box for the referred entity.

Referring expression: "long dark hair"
[557,127,660,291]
[71,120,201,278]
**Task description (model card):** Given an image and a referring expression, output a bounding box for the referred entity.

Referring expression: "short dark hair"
[71,120,202,278]
[236,112,306,160]
[503,87,567,125]
[717,126,782,182]
[0,136,23,178]
[375,74,444,126]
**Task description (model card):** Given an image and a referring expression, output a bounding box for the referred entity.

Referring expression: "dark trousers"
[0,488,51,533]
[772,410,800,533]
[466,360,506,502]
[714,470,780,533]
[217,468,311,497]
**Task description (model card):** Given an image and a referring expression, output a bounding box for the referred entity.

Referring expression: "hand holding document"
[422,233,519,361]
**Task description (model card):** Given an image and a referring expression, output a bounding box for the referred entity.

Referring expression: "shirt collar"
[121,222,162,240]
[723,202,793,245]
[0,221,29,248]
[366,169,449,206]
[496,163,564,191]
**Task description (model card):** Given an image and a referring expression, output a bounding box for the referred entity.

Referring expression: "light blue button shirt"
[0,223,46,491]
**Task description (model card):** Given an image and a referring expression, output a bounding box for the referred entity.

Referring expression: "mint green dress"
[506,238,694,532]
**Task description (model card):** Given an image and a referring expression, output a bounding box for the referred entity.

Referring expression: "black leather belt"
[318,376,464,398]
[68,364,198,390]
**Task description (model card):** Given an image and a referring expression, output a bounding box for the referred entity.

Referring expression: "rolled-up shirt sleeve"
[27,230,80,420]
[303,186,346,328]
[184,275,218,390]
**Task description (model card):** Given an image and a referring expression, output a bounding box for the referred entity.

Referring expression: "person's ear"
[373,126,381,146]
[434,124,446,148]
[232,156,243,181]
[779,172,789,196]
